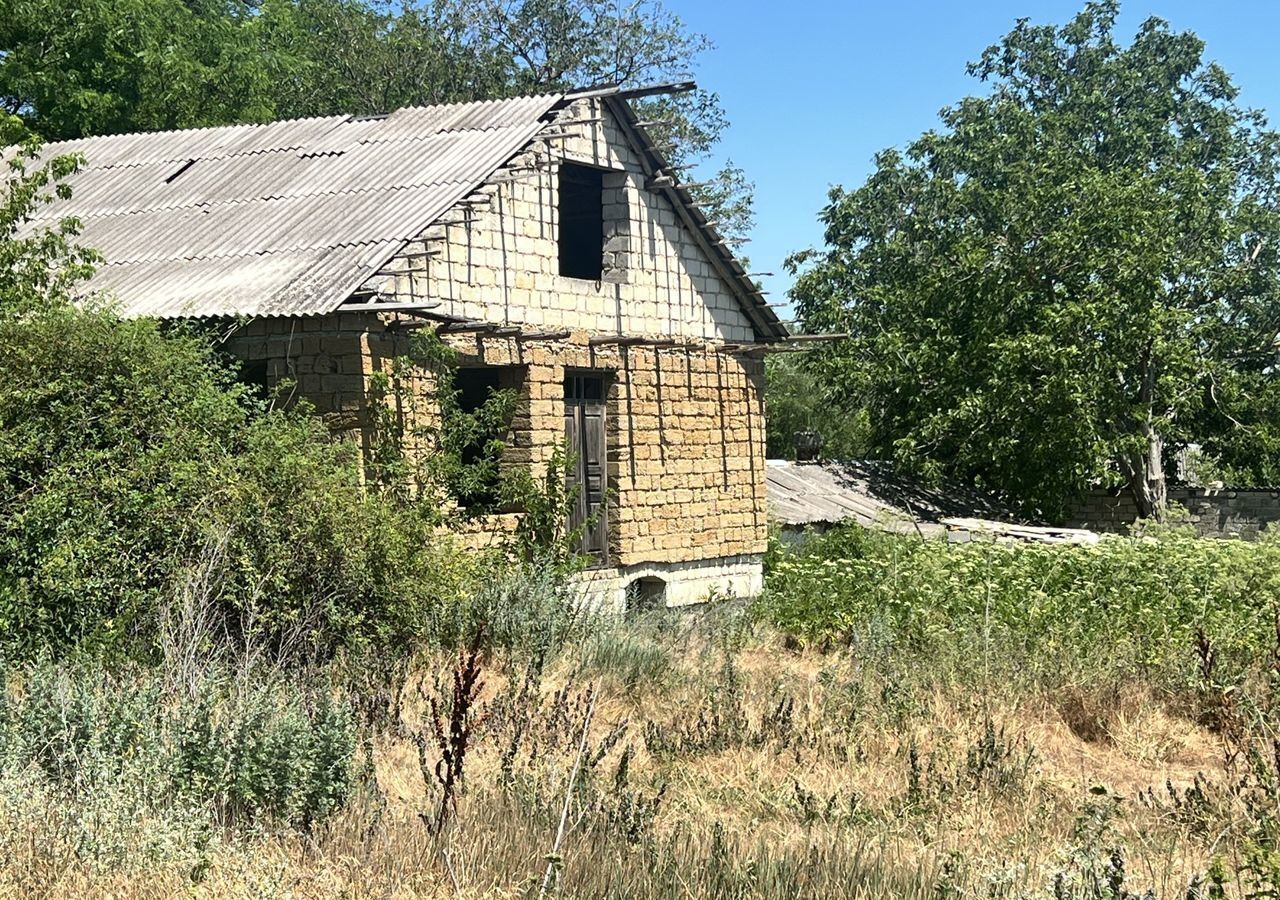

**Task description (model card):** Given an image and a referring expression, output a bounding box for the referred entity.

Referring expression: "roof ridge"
[35,92,568,152]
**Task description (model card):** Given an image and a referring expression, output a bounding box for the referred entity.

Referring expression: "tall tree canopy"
[789,2,1280,520]
[0,0,751,238]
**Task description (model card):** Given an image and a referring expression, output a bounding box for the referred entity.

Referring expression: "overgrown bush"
[0,304,481,660]
[758,525,1280,687]
[0,657,357,830]
[0,129,602,666]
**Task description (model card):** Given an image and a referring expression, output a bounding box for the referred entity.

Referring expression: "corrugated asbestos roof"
[18,95,562,318]
[766,459,1098,544]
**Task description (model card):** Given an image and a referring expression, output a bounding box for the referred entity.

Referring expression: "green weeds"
[758,525,1280,692]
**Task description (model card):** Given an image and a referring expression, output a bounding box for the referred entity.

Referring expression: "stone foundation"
[573,553,764,614]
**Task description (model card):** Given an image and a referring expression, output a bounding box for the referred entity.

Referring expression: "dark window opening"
[236,358,270,397]
[451,366,523,510]
[564,372,604,402]
[558,163,604,280]
[457,367,503,416]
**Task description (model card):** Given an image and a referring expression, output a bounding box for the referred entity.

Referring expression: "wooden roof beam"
[782,333,850,343]
[564,81,697,103]
[517,330,572,341]
[338,300,442,314]
[437,321,498,334]
[586,336,685,351]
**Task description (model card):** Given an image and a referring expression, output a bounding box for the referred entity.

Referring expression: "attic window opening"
[558,163,604,280]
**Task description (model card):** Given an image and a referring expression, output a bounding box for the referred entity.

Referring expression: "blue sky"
[661,1,1280,319]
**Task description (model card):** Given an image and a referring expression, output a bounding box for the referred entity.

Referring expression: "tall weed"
[759,525,1280,689]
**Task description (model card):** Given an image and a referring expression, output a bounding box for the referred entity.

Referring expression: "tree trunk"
[1124,421,1167,521]
[1121,348,1167,521]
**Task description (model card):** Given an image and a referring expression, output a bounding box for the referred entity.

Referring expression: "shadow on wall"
[1068,487,1280,539]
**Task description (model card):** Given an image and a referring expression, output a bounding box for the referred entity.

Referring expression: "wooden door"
[564,375,608,564]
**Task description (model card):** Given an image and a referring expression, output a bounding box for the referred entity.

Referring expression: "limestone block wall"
[219,95,773,597]
[222,311,409,456]
[222,317,769,571]
[436,330,769,568]
[1068,487,1280,538]
[368,98,759,344]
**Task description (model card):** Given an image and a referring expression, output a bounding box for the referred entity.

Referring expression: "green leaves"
[0,0,752,240]
[0,151,454,661]
[0,0,284,140]
[764,353,870,460]
[760,525,1280,688]
[790,3,1280,519]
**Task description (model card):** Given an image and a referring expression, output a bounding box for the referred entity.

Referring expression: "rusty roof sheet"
[20,94,562,318]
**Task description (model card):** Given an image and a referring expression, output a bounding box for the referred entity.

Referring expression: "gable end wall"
[222,99,770,607]
[368,98,758,343]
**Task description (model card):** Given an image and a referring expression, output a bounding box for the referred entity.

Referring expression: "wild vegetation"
[0,120,586,663]
[8,529,1280,898]
[764,353,870,460]
[760,525,1280,687]
[4,2,1280,897]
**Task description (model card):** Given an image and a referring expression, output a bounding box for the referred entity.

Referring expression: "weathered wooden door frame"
[563,372,609,566]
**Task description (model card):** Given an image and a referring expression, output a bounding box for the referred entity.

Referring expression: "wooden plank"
[581,397,608,560]
[337,301,442,313]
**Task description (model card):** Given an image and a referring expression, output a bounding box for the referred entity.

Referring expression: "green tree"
[0,0,753,239]
[0,0,279,138]
[764,354,869,460]
[0,114,97,315]
[789,2,1280,520]
[249,0,511,118]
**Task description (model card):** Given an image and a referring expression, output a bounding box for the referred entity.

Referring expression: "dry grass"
[1,618,1252,898]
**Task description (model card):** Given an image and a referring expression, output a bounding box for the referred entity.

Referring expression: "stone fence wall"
[1068,487,1280,538]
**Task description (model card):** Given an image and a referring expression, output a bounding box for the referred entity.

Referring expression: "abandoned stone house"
[25,86,788,609]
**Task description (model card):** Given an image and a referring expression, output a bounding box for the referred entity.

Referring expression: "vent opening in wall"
[625,576,666,616]
[558,163,604,280]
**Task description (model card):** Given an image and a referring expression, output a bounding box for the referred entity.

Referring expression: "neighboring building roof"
[766,459,1098,545]
[16,95,562,319]
[10,86,787,340]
